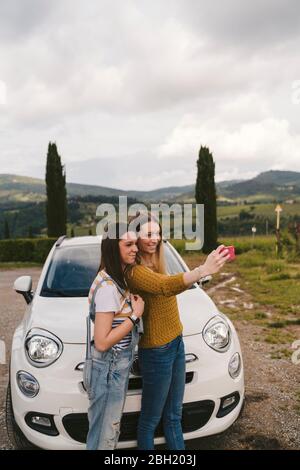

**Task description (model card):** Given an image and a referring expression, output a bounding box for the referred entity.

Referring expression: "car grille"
[128,371,194,391]
[62,400,215,443]
[81,371,194,393]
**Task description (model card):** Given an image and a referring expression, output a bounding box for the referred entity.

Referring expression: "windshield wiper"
[41,288,80,297]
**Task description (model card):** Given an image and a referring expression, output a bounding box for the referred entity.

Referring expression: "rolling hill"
[0,170,300,206]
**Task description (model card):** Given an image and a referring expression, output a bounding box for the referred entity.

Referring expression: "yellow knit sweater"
[125,265,187,348]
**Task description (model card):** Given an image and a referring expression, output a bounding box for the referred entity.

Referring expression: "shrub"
[0,238,56,263]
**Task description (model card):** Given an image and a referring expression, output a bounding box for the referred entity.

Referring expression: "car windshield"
[41,244,101,297]
[40,242,187,298]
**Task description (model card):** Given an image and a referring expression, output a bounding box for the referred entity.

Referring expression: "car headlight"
[17,371,40,397]
[25,329,63,367]
[203,316,231,352]
[228,352,242,378]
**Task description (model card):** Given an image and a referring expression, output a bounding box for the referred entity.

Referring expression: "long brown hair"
[98,222,132,290]
[129,211,166,274]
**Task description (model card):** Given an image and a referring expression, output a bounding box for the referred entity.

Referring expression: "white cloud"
[157,97,300,179]
[0,0,300,189]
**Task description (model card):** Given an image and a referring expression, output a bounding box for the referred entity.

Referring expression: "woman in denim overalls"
[83,222,144,450]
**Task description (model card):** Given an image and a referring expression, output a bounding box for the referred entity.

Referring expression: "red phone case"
[220,245,236,261]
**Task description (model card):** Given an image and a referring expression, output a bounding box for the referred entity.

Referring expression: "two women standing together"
[83,213,231,450]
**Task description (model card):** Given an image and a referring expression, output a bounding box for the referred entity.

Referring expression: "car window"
[40,242,189,298]
[164,243,195,289]
[164,243,187,274]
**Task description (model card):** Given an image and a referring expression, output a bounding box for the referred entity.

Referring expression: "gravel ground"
[0,267,299,450]
[0,268,43,450]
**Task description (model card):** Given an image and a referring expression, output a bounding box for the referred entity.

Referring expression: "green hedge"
[170,235,276,255]
[0,238,57,263]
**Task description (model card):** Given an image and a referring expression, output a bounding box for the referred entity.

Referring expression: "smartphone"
[220,245,236,261]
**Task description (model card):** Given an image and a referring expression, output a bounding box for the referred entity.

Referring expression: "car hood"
[178,286,220,336]
[27,287,220,344]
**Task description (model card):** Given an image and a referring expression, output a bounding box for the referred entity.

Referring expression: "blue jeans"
[84,326,139,450]
[137,334,186,450]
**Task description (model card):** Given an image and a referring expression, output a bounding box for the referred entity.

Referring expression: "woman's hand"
[201,245,231,276]
[130,294,145,318]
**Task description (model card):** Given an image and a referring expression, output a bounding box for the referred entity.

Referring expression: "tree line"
[2,142,219,251]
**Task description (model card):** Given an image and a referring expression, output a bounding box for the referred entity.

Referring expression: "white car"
[6,235,244,450]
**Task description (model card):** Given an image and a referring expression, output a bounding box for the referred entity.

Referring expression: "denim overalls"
[83,277,140,450]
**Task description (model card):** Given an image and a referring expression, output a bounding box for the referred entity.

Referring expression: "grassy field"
[171,235,278,255]
[1,233,299,361]
[65,200,300,239]
[179,236,300,361]
[217,202,300,219]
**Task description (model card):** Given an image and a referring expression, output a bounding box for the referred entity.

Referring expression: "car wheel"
[5,381,39,450]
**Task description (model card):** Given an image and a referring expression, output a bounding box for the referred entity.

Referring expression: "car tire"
[5,381,39,450]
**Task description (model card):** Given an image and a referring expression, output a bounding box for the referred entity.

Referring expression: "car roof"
[57,235,169,249]
[58,235,102,247]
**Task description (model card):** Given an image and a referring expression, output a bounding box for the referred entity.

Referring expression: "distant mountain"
[0,170,300,205]
[216,179,245,189]
[254,170,300,185]
[0,174,193,201]
[0,174,127,204]
[179,179,245,202]
[222,170,300,200]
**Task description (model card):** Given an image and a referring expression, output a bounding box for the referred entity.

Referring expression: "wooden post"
[266,218,269,236]
[295,222,300,255]
[275,204,283,257]
[251,225,256,249]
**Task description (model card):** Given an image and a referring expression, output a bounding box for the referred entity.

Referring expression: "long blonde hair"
[129,211,167,274]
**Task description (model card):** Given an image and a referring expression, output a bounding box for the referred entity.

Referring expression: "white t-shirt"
[88,271,132,349]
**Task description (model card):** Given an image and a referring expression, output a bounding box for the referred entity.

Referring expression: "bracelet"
[128,317,135,325]
[194,266,210,281]
[194,266,203,279]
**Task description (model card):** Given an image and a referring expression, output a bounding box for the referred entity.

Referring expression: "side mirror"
[14,276,33,304]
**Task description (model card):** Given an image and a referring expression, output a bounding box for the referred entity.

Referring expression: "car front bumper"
[10,331,244,450]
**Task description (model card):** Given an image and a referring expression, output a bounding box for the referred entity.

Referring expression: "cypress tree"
[45,142,67,237]
[195,146,218,253]
[4,218,10,239]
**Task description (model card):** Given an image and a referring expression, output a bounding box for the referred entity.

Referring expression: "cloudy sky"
[0,0,300,190]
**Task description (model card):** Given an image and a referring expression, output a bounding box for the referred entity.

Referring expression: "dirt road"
[0,268,299,450]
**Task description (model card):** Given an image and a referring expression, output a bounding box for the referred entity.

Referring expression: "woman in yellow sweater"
[126,213,231,450]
